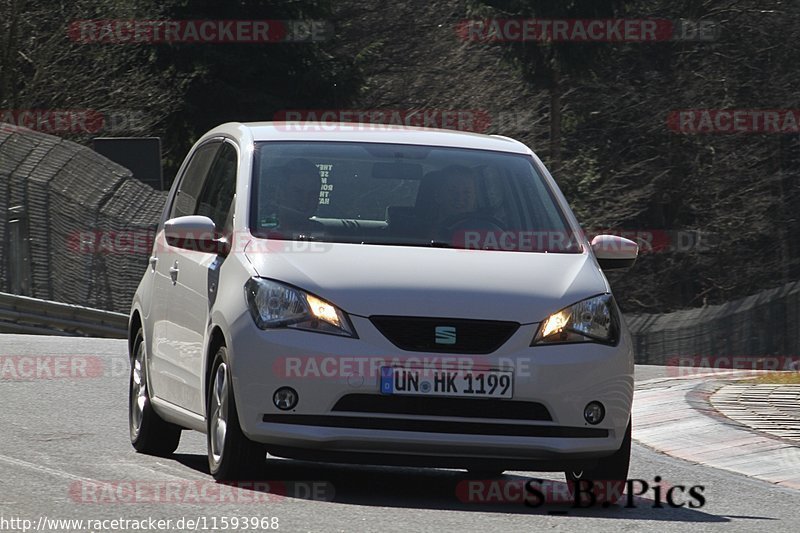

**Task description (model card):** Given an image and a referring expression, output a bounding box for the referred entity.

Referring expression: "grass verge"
[751,372,800,384]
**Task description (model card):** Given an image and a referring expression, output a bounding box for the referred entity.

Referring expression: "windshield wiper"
[345,239,453,248]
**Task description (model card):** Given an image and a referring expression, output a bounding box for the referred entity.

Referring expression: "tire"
[564,419,631,506]
[207,346,266,481]
[129,328,182,456]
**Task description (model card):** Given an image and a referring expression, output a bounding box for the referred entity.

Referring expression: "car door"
[168,140,239,415]
[149,140,221,408]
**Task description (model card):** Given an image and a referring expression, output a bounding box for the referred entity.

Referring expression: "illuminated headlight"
[244,278,356,337]
[532,294,618,345]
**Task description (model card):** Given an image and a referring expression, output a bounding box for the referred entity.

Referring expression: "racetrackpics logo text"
[458,477,706,509]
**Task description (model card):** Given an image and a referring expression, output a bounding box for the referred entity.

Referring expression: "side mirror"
[591,235,638,270]
[164,215,229,255]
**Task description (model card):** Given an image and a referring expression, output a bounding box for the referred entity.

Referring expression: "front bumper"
[225,313,634,467]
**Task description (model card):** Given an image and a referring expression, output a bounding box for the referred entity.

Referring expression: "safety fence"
[0,291,127,337]
[1,126,166,313]
[626,280,800,364]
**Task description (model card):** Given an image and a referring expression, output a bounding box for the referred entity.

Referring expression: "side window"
[195,142,238,233]
[169,142,220,219]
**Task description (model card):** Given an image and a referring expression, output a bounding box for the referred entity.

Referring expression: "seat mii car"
[128,122,638,501]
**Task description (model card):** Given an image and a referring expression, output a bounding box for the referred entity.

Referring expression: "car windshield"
[250,141,581,253]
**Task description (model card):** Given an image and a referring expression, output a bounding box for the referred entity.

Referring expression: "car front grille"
[369,316,519,354]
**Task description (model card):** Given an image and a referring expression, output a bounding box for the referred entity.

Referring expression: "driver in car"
[430,165,479,240]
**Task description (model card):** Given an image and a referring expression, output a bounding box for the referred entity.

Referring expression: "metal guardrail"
[0,292,128,338]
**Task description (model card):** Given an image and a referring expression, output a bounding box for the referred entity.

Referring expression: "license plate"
[379,367,513,398]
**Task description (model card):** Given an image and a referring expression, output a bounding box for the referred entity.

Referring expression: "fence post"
[7,205,31,295]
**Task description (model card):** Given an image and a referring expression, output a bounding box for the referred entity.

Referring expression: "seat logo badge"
[435,326,456,345]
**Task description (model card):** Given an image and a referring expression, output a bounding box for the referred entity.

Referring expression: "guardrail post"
[7,205,32,296]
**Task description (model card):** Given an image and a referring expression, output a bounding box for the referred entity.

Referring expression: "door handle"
[149,256,158,271]
[169,261,179,284]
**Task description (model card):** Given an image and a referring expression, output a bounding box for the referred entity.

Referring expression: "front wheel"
[564,419,631,506]
[129,328,182,456]
[207,346,266,481]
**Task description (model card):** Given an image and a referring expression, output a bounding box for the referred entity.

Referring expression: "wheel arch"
[128,310,143,360]
[204,326,228,410]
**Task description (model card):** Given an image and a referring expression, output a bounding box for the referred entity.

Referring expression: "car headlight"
[244,278,356,337]
[532,294,618,345]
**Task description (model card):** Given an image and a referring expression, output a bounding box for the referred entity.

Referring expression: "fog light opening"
[583,401,605,425]
[273,387,298,411]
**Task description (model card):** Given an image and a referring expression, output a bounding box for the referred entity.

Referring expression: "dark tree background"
[468,0,800,312]
[2,0,798,313]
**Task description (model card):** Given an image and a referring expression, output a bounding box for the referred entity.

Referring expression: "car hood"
[244,241,609,323]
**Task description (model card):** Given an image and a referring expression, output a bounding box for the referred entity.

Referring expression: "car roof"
[205,122,533,155]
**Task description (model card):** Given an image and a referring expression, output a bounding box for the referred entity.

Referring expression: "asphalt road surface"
[1,335,797,532]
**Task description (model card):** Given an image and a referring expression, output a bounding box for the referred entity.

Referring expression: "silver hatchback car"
[128,122,637,502]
